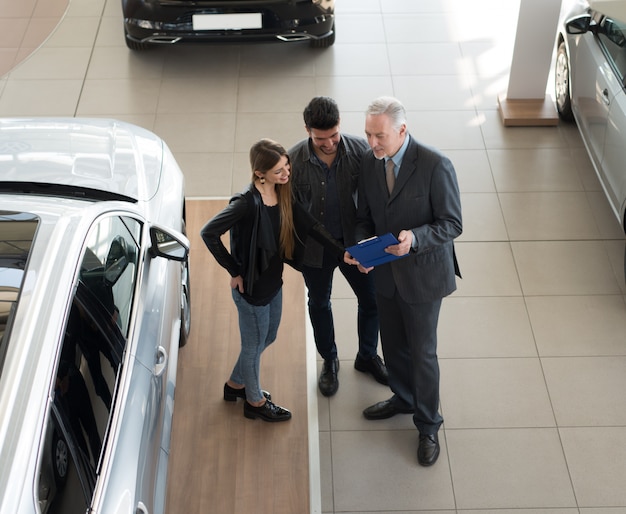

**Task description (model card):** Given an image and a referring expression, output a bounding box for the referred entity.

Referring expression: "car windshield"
[0,210,39,374]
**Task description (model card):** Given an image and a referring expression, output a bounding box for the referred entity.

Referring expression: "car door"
[596,16,626,224]
[87,214,169,514]
[569,16,614,170]
[36,213,156,514]
[94,221,188,514]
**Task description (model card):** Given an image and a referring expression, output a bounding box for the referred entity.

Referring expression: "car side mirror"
[149,226,189,261]
[566,14,595,35]
[104,236,131,285]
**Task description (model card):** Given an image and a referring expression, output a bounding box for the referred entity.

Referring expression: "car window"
[598,16,626,83]
[0,211,38,375]
[36,215,142,514]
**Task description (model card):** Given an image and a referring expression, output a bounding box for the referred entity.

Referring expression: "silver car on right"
[555,0,626,249]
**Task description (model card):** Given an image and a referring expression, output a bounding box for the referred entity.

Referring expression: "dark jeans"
[302,250,379,361]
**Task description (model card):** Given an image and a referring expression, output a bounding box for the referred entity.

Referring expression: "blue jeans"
[230,288,282,403]
[301,250,379,361]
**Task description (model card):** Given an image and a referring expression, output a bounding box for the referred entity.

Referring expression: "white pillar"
[498,0,563,126]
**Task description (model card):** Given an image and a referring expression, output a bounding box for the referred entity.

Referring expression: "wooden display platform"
[497,94,560,127]
[165,199,310,514]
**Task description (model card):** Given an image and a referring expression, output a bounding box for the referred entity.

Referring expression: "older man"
[354,96,462,466]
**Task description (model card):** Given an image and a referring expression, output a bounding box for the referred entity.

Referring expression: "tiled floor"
[3,0,626,513]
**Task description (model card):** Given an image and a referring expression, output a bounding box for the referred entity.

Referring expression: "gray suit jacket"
[355,135,462,303]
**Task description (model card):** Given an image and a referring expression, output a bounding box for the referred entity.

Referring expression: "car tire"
[555,41,574,122]
[310,24,335,48]
[52,430,69,487]
[179,256,191,348]
[179,217,191,348]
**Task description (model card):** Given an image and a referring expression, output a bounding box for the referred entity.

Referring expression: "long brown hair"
[249,138,296,259]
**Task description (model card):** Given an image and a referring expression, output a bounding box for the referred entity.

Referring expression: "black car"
[122,0,335,50]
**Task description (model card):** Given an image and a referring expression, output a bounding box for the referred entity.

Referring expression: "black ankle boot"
[223,383,271,402]
[243,400,291,422]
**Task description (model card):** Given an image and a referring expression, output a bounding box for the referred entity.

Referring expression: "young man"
[289,97,388,396]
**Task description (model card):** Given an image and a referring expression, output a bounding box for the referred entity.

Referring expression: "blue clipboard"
[346,233,403,268]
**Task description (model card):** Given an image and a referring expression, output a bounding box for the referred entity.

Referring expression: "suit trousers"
[376,291,443,435]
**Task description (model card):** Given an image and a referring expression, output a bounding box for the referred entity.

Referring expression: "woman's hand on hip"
[231,275,244,293]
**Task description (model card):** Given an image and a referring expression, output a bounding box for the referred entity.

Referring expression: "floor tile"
[393,74,475,110]
[237,75,316,113]
[234,112,303,154]
[86,46,165,79]
[499,191,601,240]
[511,241,622,296]
[313,43,391,77]
[488,148,585,192]
[406,110,486,150]
[315,75,394,112]
[453,242,522,297]
[42,16,99,47]
[157,76,239,113]
[458,192,508,242]
[8,47,91,79]
[447,428,576,509]
[542,356,626,426]
[560,427,626,507]
[154,112,236,154]
[447,149,496,193]
[325,361,403,432]
[0,79,82,116]
[480,110,569,150]
[331,430,455,512]
[440,358,555,429]
[439,296,537,358]
[526,295,626,357]
[334,14,386,44]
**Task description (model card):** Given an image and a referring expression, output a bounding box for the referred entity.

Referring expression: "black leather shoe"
[363,398,413,420]
[354,354,389,385]
[417,433,440,466]
[223,383,271,402]
[319,358,339,397]
[243,400,292,422]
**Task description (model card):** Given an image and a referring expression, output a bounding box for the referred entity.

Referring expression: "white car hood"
[0,118,164,202]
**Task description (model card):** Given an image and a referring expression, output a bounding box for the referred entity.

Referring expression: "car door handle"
[154,345,168,377]
[602,88,610,105]
[136,501,149,514]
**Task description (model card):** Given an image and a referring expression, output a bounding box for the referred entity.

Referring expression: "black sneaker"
[354,354,388,385]
[243,400,292,422]
[318,358,339,396]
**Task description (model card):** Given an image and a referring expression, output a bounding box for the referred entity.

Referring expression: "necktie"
[385,159,395,194]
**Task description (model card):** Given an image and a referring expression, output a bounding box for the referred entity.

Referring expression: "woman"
[201,139,352,422]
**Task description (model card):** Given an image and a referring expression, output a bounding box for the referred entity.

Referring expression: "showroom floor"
[3,0,626,513]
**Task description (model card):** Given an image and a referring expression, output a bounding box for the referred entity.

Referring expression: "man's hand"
[344,251,359,265]
[385,229,413,256]
[357,263,374,274]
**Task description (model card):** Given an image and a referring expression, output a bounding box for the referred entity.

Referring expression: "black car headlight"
[126,18,164,30]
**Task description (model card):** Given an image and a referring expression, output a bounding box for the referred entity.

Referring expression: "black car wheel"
[310,24,335,48]
[179,256,191,348]
[555,41,574,122]
[52,430,69,486]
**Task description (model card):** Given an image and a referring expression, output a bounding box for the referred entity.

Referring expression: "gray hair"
[365,96,407,131]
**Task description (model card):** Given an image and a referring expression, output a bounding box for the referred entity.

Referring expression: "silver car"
[0,118,191,514]
[555,0,626,243]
